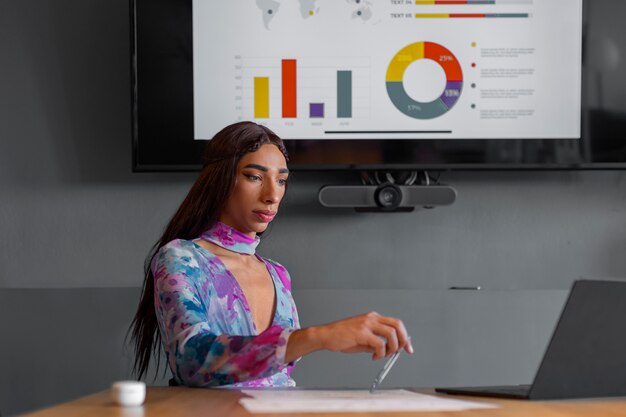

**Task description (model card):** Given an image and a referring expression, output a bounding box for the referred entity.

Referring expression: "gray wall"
[1,1,626,416]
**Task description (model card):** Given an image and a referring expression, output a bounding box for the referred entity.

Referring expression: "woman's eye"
[245,174,261,182]
[278,178,288,186]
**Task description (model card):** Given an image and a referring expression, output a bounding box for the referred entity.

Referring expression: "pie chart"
[386,41,463,119]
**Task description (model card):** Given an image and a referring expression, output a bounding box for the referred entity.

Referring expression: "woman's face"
[219,144,289,236]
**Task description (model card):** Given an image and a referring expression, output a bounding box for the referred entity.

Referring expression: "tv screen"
[131,0,626,171]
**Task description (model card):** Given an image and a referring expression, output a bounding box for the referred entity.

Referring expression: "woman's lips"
[253,211,276,222]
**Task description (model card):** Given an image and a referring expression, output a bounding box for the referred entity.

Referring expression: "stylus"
[369,336,411,394]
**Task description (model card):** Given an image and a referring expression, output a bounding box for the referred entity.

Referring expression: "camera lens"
[374,183,402,210]
[380,189,396,204]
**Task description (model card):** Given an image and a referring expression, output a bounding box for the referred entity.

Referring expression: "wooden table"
[21,387,626,417]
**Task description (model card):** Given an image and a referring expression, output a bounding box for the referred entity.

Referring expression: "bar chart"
[238,56,370,123]
[414,13,529,18]
[412,0,531,19]
[414,0,532,4]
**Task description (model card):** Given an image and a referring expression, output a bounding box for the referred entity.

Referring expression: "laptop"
[435,279,626,400]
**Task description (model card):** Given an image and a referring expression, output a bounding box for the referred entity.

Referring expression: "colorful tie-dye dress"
[151,222,300,387]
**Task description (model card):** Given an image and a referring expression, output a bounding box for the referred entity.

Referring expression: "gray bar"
[337,70,352,118]
[486,13,530,17]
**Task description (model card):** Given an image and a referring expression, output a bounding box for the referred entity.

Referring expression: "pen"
[369,336,411,394]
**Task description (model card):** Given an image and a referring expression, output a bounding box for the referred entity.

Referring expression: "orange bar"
[282,59,297,118]
[424,42,463,81]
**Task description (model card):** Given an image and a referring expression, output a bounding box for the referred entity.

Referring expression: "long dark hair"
[129,121,288,379]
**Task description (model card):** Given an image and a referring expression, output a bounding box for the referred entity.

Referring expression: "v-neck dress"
[151,239,300,387]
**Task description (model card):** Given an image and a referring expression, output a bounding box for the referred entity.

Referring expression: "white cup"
[111,381,146,407]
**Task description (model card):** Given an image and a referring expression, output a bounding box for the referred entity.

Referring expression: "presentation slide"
[193,0,582,140]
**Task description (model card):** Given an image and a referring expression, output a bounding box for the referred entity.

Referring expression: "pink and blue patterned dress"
[151,222,300,387]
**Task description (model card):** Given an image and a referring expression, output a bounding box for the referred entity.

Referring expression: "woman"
[130,121,413,387]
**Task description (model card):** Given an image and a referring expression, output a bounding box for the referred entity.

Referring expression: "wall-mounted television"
[131,0,626,171]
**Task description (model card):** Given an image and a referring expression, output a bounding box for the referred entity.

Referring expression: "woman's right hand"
[315,312,413,360]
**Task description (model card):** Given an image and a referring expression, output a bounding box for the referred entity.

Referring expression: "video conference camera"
[318,171,457,212]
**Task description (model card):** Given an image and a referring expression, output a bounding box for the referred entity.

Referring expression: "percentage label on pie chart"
[386,42,463,119]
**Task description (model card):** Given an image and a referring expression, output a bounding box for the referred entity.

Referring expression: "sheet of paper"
[239,389,498,413]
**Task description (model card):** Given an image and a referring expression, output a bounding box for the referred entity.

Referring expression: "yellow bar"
[415,0,436,4]
[254,77,269,118]
[386,42,424,82]
[415,14,450,18]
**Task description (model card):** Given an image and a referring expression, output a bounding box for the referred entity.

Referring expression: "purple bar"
[440,81,463,109]
[310,103,324,118]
